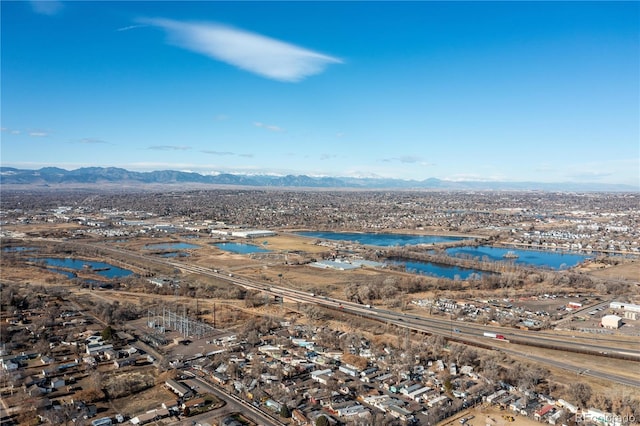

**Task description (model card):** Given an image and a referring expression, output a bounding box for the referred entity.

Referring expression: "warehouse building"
[231,229,277,238]
[601,315,622,329]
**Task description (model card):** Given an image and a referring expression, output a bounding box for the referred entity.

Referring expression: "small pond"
[31,258,133,278]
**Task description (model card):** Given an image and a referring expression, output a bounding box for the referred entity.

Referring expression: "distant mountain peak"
[0,166,636,192]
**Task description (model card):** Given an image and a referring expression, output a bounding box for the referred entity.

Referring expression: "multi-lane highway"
[69,242,640,388]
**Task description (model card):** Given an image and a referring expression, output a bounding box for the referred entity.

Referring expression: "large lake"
[297,231,469,246]
[446,246,590,270]
[297,232,589,271]
[32,258,133,278]
[213,242,271,254]
[394,260,487,280]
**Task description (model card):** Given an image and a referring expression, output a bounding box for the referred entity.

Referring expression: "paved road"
[58,242,640,388]
[501,349,640,388]
[170,376,285,426]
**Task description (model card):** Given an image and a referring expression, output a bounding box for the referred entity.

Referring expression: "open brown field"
[250,233,330,253]
[109,374,177,417]
[441,406,544,426]
[583,261,640,282]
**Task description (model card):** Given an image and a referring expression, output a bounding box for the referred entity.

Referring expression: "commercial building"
[609,302,640,313]
[601,315,622,329]
[231,230,277,239]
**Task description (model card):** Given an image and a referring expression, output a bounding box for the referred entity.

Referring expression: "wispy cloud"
[116,24,147,32]
[140,18,343,82]
[29,131,49,137]
[254,122,283,132]
[201,150,234,156]
[565,171,613,180]
[148,145,191,151]
[77,138,110,145]
[320,154,337,160]
[201,150,254,158]
[30,0,63,16]
[561,159,638,184]
[381,155,432,165]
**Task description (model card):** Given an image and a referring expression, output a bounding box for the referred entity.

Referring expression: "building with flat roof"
[165,379,192,398]
[610,302,640,313]
[231,230,276,238]
[601,315,622,329]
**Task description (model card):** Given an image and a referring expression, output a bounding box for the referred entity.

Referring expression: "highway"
[66,242,640,388]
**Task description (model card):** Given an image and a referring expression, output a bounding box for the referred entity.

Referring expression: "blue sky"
[2,1,638,186]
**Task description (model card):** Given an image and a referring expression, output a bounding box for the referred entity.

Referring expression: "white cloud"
[30,0,63,16]
[565,171,613,180]
[380,155,433,166]
[116,24,147,32]
[254,122,283,132]
[77,138,109,144]
[140,18,343,82]
[29,131,48,137]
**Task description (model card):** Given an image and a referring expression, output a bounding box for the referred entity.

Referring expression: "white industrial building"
[609,301,640,313]
[601,314,622,329]
[231,230,277,239]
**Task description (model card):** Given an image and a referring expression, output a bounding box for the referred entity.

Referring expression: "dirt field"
[248,233,329,253]
[110,380,177,417]
[582,261,640,282]
[441,406,544,426]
